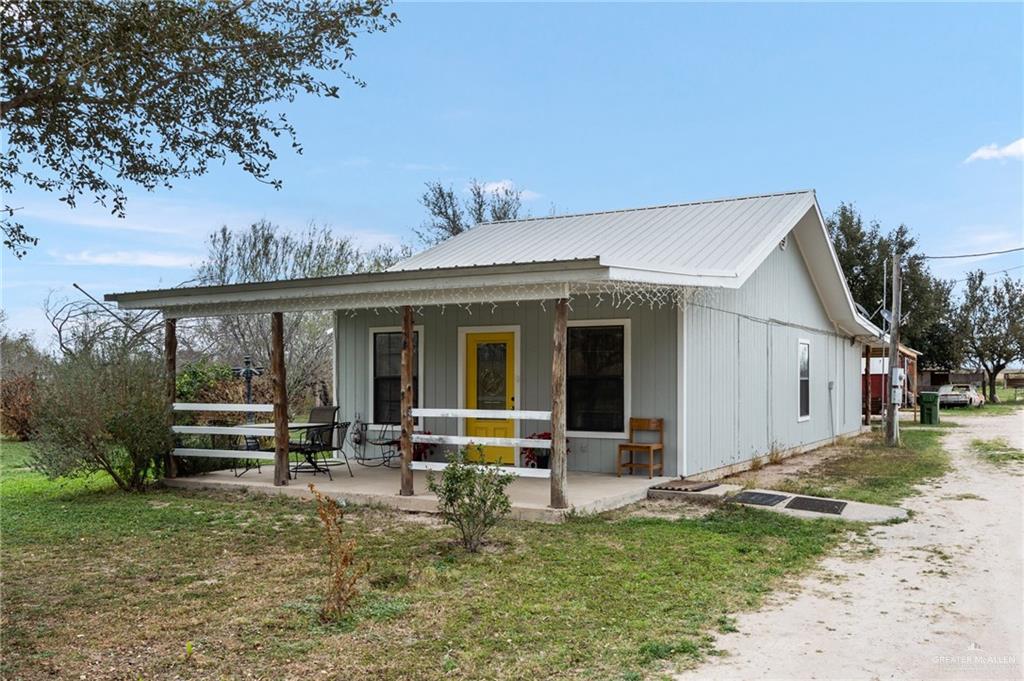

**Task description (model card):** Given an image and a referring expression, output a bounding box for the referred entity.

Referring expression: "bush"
[308,484,365,622]
[427,447,516,552]
[0,373,38,440]
[31,350,170,492]
[0,315,48,440]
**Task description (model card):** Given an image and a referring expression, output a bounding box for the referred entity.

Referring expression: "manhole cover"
[650,480,720,492]
[786,496,847,515]
[729,491,789,506]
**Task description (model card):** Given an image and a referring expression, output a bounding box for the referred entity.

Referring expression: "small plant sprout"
[184,640,194,660]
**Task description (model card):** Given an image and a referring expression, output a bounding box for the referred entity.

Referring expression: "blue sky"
[3,2,1022,343]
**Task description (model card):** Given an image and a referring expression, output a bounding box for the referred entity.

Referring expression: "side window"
[798,340,810,420]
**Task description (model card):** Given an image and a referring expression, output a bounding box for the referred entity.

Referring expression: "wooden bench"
[616,418,664,478]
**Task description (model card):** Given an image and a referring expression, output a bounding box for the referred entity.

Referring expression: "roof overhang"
[106,258,616,318]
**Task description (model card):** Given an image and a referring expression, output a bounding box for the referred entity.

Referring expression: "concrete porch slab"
[163,466,672,522]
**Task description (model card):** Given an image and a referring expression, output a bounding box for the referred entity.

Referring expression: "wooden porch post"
[399,305,415,496]
[550,298,569,509]
[863,345,871,426]
[164,318,178,478]
[271,312,290,486]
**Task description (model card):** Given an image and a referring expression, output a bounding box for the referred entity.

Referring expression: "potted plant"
[413,430,436,461]
[522,432,568,469]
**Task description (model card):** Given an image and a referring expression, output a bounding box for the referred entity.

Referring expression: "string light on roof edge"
[160,279,707,320]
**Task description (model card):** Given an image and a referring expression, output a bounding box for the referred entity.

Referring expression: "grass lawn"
[2,439,845,681]
[970,437,1024,465]
[1,427,949,680]
[771,429,950,506]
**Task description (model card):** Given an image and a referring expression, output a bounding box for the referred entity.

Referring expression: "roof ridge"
[480,188,815,226]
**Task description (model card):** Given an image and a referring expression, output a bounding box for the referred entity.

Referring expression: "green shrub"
[427,447,515,552]
[175,361,234,403]
[31,350,170,491]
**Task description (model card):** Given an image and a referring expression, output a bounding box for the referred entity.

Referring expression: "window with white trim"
[798,340,810,420]
[372,331,419,424]
[567,324,626,433]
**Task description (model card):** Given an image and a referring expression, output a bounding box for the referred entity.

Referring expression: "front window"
[798,340,810,420]
[567,325,625,433]
[373,331,418,424]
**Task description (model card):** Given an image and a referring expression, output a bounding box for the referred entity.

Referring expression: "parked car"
[937,384,985,408]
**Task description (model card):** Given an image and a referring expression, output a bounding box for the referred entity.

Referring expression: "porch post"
[863,345,871,426]
[271,312,290,486]
[164,317,178,478]
[550,298,569,509]
[399,305,415,496]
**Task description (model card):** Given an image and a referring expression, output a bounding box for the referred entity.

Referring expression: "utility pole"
[886,252,902,446]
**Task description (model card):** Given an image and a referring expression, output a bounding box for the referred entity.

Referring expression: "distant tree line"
[827,203,1023,401]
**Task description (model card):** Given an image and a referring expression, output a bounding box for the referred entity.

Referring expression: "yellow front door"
[465,331,516,464]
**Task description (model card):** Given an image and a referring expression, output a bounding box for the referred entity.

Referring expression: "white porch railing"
[171,403,276,460]
[410,407,553,478]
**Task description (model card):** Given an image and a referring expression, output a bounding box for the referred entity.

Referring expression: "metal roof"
[392,190,817,280]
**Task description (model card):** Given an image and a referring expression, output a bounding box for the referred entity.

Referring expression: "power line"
[950,264,1024,284]
[923,246,1024,260]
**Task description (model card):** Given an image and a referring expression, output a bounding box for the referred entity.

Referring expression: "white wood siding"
[683,232,865,475]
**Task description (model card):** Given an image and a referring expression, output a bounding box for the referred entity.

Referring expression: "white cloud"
[964,137,1024,163]
[477,179,542,201]
[58,250,198,268]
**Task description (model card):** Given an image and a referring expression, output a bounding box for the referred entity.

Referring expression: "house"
[106,189,885,513]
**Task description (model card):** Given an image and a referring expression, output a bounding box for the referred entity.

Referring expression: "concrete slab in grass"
[728,488,908,523]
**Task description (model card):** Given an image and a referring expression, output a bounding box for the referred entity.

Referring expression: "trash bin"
[919,391,940,425]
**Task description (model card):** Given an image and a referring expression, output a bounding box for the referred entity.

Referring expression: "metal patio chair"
[233,435,269,478]
[358,422,401,468]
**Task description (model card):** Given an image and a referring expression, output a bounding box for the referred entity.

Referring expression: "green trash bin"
[919,391,940,425]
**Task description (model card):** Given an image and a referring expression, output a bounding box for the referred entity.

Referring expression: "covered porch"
[108,258,689,514]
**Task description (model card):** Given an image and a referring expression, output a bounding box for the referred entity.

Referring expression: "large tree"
[416,179,523,245]
[192,221,406,405]
[826,203,958,368]
[954,271,1024,402]
[0,0,398,256]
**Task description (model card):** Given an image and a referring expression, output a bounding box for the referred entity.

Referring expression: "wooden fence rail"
[409,407,553,478]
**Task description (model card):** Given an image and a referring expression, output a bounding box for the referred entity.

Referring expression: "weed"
[749,457,763,472]
[767,446,783,466]
[308,484,365,623]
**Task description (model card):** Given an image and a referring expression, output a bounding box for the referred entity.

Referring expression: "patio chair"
[358,422,401,468]
[294,420,353,480]
[616,418,664,478]
[289,407,354,480]
[233,435,269,478]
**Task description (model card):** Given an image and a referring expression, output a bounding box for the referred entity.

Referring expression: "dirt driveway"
[675,411,1023,681]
